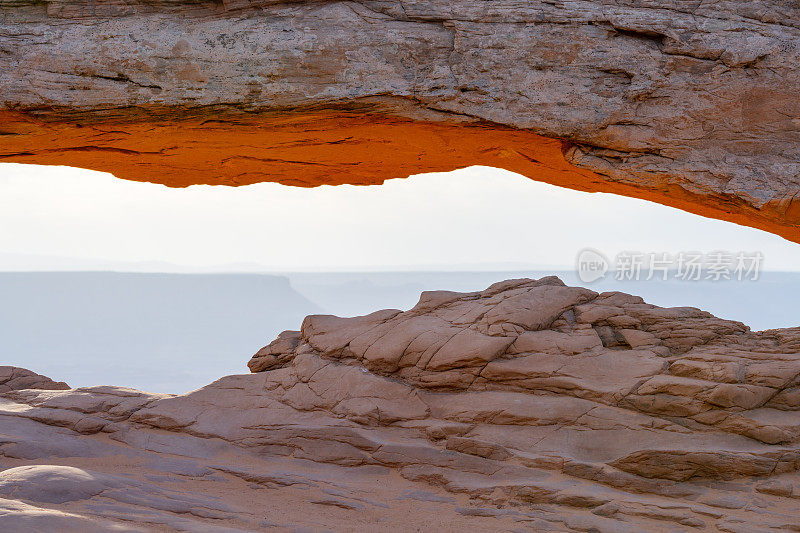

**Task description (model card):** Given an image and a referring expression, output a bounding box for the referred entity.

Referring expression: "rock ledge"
[1,277,799,531]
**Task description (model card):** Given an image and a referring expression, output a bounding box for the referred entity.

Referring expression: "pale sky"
[1,163,800,272]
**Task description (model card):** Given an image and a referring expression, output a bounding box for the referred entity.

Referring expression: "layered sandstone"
[1,277,799,531]
[1,1,799,241]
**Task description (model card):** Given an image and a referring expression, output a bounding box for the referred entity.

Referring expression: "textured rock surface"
[0,367,69,393]
[1,1,799,241]
[1,277,799,530]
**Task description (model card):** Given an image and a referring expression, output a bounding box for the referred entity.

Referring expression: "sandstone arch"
[1,1,799,241]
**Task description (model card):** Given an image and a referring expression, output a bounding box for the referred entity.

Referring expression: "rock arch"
[1,1,798,241]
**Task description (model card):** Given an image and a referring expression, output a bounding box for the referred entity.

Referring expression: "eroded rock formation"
[1,278,799,530]
[0,366,69,393]
[1,1,799,241]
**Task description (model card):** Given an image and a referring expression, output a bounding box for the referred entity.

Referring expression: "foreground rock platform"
[2,1,800,242]
[1,277,799,531]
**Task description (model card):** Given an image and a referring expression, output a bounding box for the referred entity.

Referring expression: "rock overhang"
[1,0,799,242]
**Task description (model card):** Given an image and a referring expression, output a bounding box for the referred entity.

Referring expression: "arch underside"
[2,0,799,242]
[1,107,798,244]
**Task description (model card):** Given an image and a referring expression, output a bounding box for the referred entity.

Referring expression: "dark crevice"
[593,325,632,350]
[76,71,162,90]
[611,27,666,46]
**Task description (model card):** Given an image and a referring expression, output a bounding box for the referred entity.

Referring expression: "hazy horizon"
[2,269,798,393]
[3,163,800,272]
[2,163,800,393]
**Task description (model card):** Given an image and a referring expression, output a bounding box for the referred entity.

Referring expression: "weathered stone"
[2,1,799,241]
[0,277,799,530]
[0,366,69,393]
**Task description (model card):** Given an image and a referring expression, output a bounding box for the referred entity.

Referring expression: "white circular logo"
[576,248,609,283]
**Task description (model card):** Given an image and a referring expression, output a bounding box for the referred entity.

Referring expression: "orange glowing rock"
[2,108,797,243]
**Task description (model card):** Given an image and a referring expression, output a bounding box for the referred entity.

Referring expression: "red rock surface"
[0,278,798,530]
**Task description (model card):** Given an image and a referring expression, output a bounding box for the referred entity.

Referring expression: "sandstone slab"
[0,277,798,530]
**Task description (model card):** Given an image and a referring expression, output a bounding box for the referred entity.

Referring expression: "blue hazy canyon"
[1,271,797,393]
